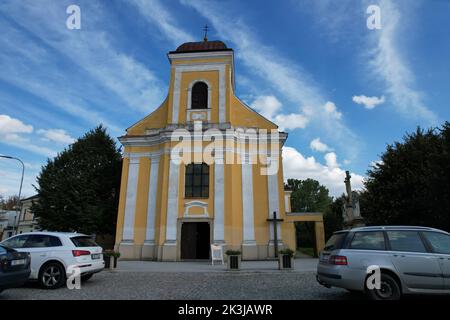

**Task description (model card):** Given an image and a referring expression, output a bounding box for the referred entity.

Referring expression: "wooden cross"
[267,211,284,257]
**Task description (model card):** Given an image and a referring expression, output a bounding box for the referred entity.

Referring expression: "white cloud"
[0,114,56,157]
[282,146,365,197]
[310,138,332,152]
[129,0,195,46]
[274,114,309,131]
[323,101,342,119]
[352,95,385,109]
[0,1,165,134]
[324,152,338,168]
[250,95,282,119]
[250,95,308,131]
[368,0,437,124]
[37,129,75,145]
[0,114,33,135]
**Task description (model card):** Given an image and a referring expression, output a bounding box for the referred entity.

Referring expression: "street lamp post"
[0,155,25,235]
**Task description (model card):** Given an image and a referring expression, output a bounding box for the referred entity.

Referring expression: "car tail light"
[72,250,91,257]
[329,255,348,265]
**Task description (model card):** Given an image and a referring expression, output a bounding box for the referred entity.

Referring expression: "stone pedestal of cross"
[267,211,284,257]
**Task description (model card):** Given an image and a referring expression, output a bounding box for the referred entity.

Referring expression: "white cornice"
[168,51,233,62]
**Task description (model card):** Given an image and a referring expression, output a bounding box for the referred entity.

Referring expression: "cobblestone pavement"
[0,270,358,300]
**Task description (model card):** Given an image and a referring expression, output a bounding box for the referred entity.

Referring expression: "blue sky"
[0,0,449,197]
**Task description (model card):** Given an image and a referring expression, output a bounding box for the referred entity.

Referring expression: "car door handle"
[392,254,405,258]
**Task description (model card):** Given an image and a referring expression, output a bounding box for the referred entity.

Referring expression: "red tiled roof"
[172,40,230,53]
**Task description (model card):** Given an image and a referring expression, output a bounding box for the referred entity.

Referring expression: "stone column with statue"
[342,171,365,229]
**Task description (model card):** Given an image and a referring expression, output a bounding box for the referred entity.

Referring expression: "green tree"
[323,196,344,241]
[285,179,332,257]
[32,125,122,235]
[360,122,450,231]
[286,178,332,213]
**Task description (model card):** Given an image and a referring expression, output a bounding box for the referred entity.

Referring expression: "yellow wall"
[127,100,169,135]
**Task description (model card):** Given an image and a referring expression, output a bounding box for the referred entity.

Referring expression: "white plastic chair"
[211,244,224,265]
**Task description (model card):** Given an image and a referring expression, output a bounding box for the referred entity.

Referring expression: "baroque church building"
[114,38,325,261]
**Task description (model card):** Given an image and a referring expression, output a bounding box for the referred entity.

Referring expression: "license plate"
[11,259,26,266]
[91,254,100,260]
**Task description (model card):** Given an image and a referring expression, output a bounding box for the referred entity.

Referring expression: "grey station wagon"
[317,226,450,300]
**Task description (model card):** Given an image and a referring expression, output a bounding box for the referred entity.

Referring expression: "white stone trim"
[122,158,140,242]
[242,161,255,242]
[187,110,210,122]
[119,129,287,148]
[268,172,282,241]
[171,70,182,124]
[165,160,180,242]
[144,154,160,243]
[213,158,225,242]
[184,201,209,217]
[168,51,233,61]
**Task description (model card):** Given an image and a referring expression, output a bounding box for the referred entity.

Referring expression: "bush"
[103,249,121,258]
[279,248,294,257]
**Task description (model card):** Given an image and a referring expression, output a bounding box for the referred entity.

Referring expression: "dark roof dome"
[171,40,231,53]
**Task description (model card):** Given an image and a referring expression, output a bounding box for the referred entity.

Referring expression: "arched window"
[191,82,208,109]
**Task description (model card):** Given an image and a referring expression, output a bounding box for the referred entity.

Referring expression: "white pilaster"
[242,159,255,243]
[122,157,140,243]
[268,172,282,241]
[165,158,180,243]
[213,155,225,243]
[144,155,160,244]
[171,70,181,123]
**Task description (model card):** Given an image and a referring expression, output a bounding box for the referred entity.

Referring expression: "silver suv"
[316,226,450,300]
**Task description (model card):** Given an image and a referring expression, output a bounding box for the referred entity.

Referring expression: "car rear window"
[324,232,348,251]
[70,236,98,247]
[350,231,386,250]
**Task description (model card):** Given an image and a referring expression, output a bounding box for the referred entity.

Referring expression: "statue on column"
[342,171,365,228]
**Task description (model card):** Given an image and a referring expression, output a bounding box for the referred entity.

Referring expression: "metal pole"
[0,155,25,235]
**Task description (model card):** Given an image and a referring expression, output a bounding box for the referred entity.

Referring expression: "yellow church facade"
[114,39,325,261]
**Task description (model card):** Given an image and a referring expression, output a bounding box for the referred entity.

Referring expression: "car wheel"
[366,273,401,300]
[81,274,93,282]
[39,262,66,289]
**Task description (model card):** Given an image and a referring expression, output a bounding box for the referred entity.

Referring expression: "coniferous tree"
[32,125,122,235]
